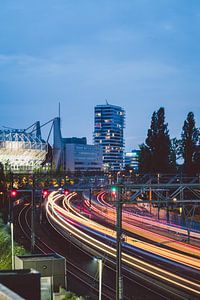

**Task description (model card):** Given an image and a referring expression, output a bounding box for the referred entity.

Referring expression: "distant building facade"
[53,118,102,172]
[94,103,125,171]
[125,149,140,172]
[64,142,102,172]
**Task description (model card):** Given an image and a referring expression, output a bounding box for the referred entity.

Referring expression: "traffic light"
[111,186,117,197]
[42,189,49,198]
[64,189,70,196]
[10,189,17,198]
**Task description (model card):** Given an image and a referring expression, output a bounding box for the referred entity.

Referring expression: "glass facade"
[125,150,140,172]
[94,104,125,171]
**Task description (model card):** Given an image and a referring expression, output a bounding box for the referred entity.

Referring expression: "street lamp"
[94,257,103,300]
[10,189,18,269]
[117,171,121,184]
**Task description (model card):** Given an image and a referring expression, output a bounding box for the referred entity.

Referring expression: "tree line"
[138,108,200,175]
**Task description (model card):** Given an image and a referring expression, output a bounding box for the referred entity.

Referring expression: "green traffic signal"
[111,186,117,192]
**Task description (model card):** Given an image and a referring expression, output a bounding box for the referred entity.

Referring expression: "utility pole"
[89,187,92,218]
[166,190,170,222]
[89,187,92,208]
[116,185,123,300]
[31,174,35,253]
[149,183,152,214]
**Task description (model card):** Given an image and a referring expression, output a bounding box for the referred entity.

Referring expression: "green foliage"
[0,162,6,194]
[55,287,85,300]
[180,112,200,174]
[139,107,174,173]
[0,217,27,270]
[138,144,152,173]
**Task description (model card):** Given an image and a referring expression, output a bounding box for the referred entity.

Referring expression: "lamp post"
[95,257,103,300]
[31,174,35,253]
[10,188,17,270]
[11,222,14,269]
[117,171,121,184]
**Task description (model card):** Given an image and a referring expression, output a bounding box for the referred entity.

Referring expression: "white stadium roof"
[0,129,48,172]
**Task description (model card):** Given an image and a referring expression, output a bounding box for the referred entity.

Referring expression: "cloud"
[0,51,179,82]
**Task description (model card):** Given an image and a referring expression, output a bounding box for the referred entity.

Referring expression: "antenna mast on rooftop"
[58,101,61,119]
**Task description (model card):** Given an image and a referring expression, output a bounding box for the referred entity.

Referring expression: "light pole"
[95,257,103,300]
[31,174,35,253]
[11,222,14,269]
[117,171,121,184]
[9,188,17,270]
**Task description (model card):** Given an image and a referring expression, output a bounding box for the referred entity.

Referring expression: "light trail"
[88,192,200,258]
[66,194,200,270]
[96,191,200,239]
[46,191,200,297]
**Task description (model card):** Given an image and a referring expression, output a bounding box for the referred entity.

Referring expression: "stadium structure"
[0,121,48,173]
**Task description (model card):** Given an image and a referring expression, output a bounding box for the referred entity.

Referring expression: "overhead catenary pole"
[116,185,123,300]
[59,101,61,119]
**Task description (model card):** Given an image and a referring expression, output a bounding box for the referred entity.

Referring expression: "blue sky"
[1,0,200,150]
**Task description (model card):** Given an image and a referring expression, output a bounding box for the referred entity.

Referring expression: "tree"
[138,144,152,173]
[139,107,174,173]
[193,146,200,173]
[181,112,199,174]
[170,138,182,170]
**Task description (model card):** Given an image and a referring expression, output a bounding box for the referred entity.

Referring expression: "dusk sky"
[1,0,200,151]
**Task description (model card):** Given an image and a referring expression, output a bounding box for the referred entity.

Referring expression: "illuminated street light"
[9,189,17,269]
[117,171,121,183]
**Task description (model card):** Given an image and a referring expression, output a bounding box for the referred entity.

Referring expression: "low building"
[64,142,102,172]
[15,253,66,299]
[53,117,102,172]
[125,149,140,172]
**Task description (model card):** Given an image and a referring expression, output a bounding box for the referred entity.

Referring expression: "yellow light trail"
[90,192,200,258]
[46,191,200,297]
[65,193,200,270]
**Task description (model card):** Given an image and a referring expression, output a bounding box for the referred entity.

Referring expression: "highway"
[46,191,200,299]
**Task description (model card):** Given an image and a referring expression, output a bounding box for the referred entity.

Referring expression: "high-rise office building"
[94,103,125,171]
